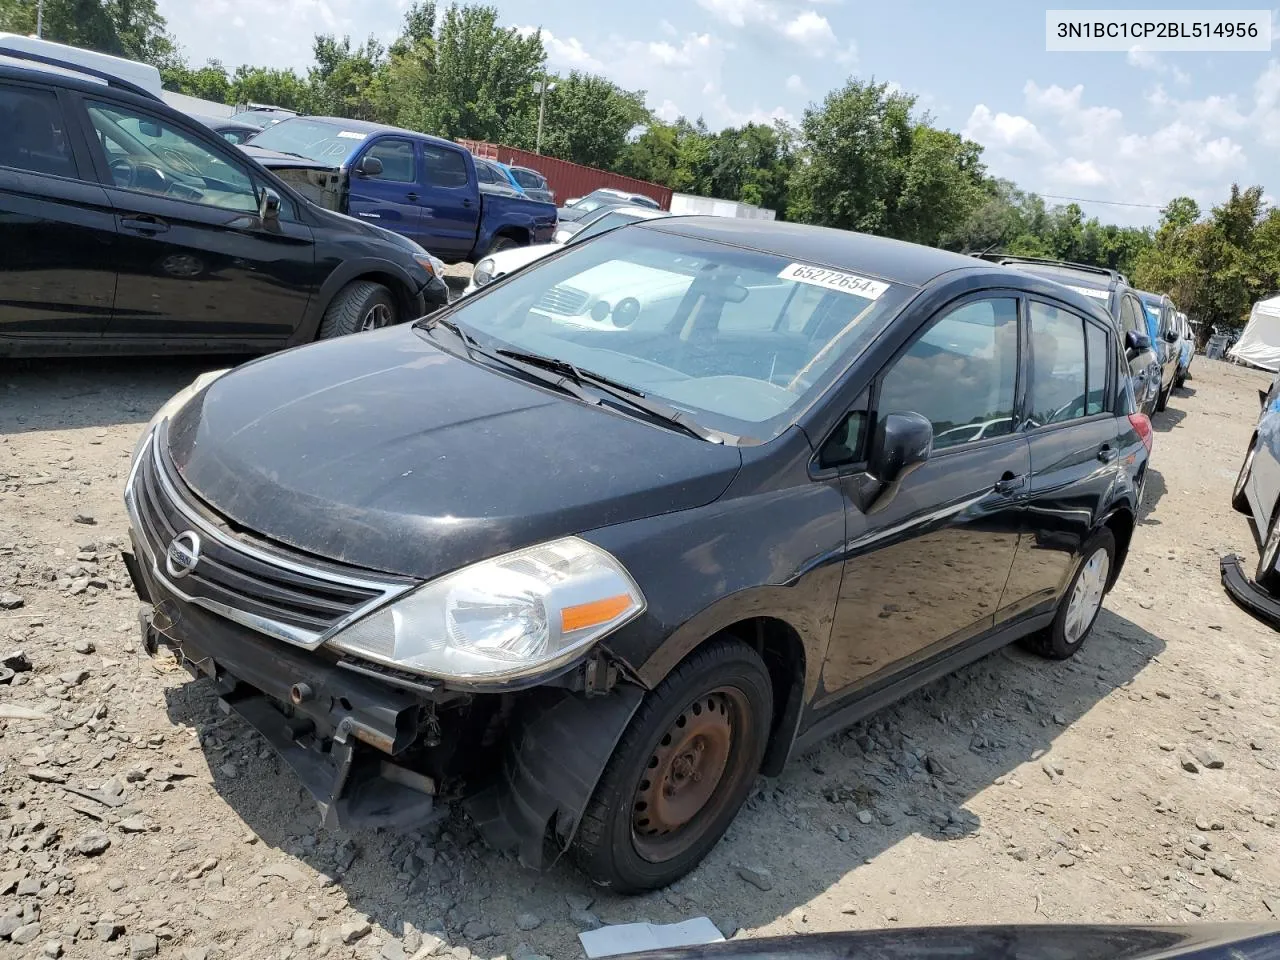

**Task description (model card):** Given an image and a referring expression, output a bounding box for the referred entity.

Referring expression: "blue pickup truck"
[242,117,556,262]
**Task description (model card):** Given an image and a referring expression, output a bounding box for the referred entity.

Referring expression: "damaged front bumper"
[126,545,444,831]
[1221,553,1280,629]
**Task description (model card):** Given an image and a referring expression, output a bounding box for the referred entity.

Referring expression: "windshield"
[569,212,650,244]
[248,118,366,164]
[1011,265,1111,304]
[437,228,911,440]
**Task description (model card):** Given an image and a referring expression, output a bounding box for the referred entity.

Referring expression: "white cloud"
[1044,158,1107,187]
[1126,46,1190,84]
[659,19,678,36]
[515,26,606,72]
[785,74,806,94]
[695,0,845,54]
[782,11,836,48]
[962,104,1052,154]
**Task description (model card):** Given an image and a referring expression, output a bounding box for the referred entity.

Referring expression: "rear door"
[346,136,425,244]
[0,79,116,343]
[76,95,317,344]
[1000,298,1120,619]
[417,142,480,260]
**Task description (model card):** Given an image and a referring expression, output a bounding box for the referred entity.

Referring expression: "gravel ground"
[1,354,1279,960]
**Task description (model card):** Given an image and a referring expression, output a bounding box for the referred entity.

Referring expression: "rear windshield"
[569,212,649,243]
[512,168,545,188]
[248,118,367,165]
[438,228,912,440]
[1006,264,1112,305]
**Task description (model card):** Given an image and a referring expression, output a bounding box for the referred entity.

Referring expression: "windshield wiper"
[493,348,727,444]
[419,315,481,354]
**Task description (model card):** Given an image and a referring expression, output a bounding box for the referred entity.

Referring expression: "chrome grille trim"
[124,426,414,650]
[534,284,589,316]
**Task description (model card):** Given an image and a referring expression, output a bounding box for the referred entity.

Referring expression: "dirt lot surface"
[2,355,1279,960]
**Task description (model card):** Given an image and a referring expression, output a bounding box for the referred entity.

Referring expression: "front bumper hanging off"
[1221,554,1280,629]
[125,545,442,831]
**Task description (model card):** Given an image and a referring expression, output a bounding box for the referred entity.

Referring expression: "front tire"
[483,235,518,258]
[318,281,397,339]
[1257,505,1280,592]
[571,638,772,892]
[1155,380,1171,412]
[1025,528,1115,661]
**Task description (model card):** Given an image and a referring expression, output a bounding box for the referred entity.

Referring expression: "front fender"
[289,257,427,346]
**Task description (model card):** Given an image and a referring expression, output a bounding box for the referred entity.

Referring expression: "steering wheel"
[108,157,135,188]
[157,147,203,178]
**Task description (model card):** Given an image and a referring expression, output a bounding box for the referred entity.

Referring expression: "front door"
[0,81,116,343]
[819,296,1029,702]
[78,98,316,344]
[417,143,481,261]
[346,137,425,245]
[1000,299,1121,619]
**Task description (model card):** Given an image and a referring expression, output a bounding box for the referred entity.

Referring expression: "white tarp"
[1229,293,1280,371]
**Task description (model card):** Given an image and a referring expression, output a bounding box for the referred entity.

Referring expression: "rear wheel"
[1233,440,1256,514]
[318,281,397,339]
[571,638,772,892]
[1155,380,1171,412]
[1025,528,1115,661]
[1256,506,1280,592]
[483,235,519,258]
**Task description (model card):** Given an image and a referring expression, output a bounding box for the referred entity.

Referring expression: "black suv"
[125,218,1150,892]
[0,52,448,357]
[993,257,1163,416]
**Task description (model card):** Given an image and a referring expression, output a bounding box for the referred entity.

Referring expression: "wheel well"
[492,226,530,246]
[317,272,416,341]
[1104,508,1135,587]
[714,616,805,777]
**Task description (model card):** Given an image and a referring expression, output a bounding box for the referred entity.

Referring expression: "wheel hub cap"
[1065,548,1110,644]
[360,303,392,332]
[633,693,734,839]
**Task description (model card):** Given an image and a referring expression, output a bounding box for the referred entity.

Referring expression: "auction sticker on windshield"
[778,263,889,300]
[337,131,367,140]
[1065,284,1110,302]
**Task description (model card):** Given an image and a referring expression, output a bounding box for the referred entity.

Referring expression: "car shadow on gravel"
[0,356,238,435]
[1151,406,1186,432]
[1139,466,1167,522]
[158,607,1166,957]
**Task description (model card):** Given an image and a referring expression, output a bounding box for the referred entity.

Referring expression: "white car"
[464,206,666,296]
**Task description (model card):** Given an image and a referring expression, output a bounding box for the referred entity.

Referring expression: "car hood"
[166,326,742,580]
[239,144,339,172]
[483,243,560,279]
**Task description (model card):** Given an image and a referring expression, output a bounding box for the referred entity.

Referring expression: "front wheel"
[572,638,772,892]
[483,235,519,258]
[1257,506,1280,592]
[318,281,397,339]
[1025,528,1115,661]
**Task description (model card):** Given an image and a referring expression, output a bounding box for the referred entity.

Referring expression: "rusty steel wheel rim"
[632,687,744,861]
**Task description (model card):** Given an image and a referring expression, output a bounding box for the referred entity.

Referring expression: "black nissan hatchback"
[124,218,1150,892]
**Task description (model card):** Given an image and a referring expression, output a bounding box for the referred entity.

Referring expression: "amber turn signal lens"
[561,594,633,633]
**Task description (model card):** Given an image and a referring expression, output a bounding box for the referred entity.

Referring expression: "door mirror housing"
[868,411,933,484]
[1125,329,1152,355]
[355,155,383,177]
[258,187,281,223]
[1163,328,1180,344]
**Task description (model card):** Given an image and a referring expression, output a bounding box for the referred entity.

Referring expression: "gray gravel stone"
[737,864,773,890]
[565,893,593,912]
[570,909,602,930]
[341,919,371,944]
[1194,747,1225,769]
[11,923,43,945]
[463,920,495,940]
[129,933,158,959]
[515,913,542,931]
[0,592,24,610]
[73,832,111,856]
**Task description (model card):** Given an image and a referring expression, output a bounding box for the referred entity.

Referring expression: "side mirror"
[868,411,933,484]
[356,155,383,177]
[1125,330,1152,354]
[1163,329,1180,343]
[258,187,281,223]
[137,119,162,138]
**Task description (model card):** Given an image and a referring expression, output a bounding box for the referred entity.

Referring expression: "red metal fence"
[457,140,672,210]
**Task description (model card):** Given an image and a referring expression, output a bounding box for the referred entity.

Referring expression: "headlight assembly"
[326,537,644,684]
[471,257,496,287]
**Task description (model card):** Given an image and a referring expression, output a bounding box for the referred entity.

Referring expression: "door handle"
[461,198,474,208]
[993,472,1028,495]
[120,214,168,235]
[1097,445,1119,463]
[406,192,419,202]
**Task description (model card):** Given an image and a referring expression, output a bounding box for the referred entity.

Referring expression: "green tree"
[616,121,681,186]
[895,124,986,247]
[1161,196,1200,230]
[533,72,648,168]
[308,34,384,120]
[160,59,230,102]
[228,65,309,111]
[0,0,173,62]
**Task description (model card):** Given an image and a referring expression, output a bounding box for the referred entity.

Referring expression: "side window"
[1119,296,1142,337]
[85,102,257,213]
[363,139,415,183]
[1027,302,1087,427]
[878,298,1019,451]
[819,411,868,468]
[0,83,75,177]
[422,145,470,188]
[220,130,250,145]
[1085,321,1109,415]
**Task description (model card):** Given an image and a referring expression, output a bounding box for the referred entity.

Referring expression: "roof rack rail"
[987,254,1124,283]
[0,45,159,101]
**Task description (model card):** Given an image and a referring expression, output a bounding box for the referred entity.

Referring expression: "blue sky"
[155,0,1280,226]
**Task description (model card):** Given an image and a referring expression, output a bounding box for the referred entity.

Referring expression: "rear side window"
[878,298,1019,450]
[512,168,544,189]
[363,139,416,182]
[474,159,498,184]
[1119,295,1144,337]
[0,84,75,178]
[422,145,469,188]
[1085,321,1108,415]
[1028,302,1087,426]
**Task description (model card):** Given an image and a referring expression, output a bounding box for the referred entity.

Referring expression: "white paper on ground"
[579,918,725,958]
